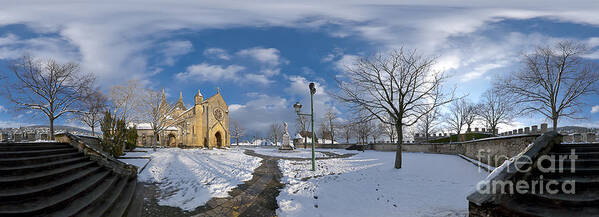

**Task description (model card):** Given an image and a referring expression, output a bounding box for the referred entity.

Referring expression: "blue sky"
[0,1,599,137]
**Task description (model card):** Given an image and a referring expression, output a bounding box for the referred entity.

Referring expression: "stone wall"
[370,134,539,167]
[314,143,352,149]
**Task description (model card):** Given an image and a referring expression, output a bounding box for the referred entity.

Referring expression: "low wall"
[370,134,541,167]
[314,143,352,149]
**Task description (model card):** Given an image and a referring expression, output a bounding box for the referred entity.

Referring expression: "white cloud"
[161,40,193,66]
[175,63,245,82]
[230,75,338,136]
[0,33,78,62]
[174,63,275,85]
[228,93,292,135]
[0,105,7,112]
[0,120,30,128]
[335,54,359,72]
[460,62,505,82]
[592,105,599,113]
[236,47,285,66]
[244,73,272,85]
[203,48,231,60]
[1,1,599,88]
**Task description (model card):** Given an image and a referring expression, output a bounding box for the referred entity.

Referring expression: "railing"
[466,131,560,206]
[55,133,138,177]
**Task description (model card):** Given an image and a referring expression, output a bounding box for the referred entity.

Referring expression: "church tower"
[194,89,203,105]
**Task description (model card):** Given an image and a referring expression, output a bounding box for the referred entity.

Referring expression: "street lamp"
[292,82,317,171]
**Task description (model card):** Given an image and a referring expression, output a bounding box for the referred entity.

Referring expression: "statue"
[280,121,293,150]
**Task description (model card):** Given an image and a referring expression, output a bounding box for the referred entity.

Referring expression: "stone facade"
[136,89,230,148]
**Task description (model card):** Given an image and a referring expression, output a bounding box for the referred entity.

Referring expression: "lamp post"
[293,82,317,171]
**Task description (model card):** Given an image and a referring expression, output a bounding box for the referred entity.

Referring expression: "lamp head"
[309,82,316,94]
[293,102,302,113]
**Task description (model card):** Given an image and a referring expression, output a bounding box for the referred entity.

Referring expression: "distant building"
[134,89,230,148]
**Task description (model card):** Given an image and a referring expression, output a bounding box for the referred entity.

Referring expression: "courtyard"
[121,147,489,217]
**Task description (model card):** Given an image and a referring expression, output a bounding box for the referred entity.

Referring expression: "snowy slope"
[138,147,261,211]
[277,151,489,217]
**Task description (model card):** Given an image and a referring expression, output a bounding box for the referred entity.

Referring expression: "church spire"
[174,91,186,110]
[160,88,167,106]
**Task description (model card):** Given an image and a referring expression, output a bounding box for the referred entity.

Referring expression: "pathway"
[192,149,355,217]
[141,149,355,217]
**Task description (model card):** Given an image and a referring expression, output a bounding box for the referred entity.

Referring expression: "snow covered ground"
[276,151,489,217]
[121,150,151,158]
[137,147,262,211]
[247,146,328,158]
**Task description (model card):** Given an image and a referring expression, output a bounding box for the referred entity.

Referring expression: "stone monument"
[280,122,293,150]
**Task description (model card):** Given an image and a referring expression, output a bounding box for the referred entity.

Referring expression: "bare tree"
[323,109,337,144]
[463,101,477,133]
[476,89,515,134]
[354,119,372,145]
[445,98,468,142]
[317,119,328,143]
[340,121,354,143]
[109,79,144,123]
[370,121,381,144]
[269,122,283,146]
[140,89,187,149]
[231,119,245,145]
[78,90,107,136]
[3,55,94,140]
[379,122,396,143]
[496,41,599,130]
[335,48,452,168]
[416,106,439,142]
[295,114,308,146]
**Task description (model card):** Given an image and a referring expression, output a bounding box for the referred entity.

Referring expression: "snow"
[235,139,272,146]
[248,146,327,158]
[458,154,496,172]
[121,151,151,158]
[137,147,261,211]
[133,123,178,131]
[120,158,150,172]
[276,151,489,217]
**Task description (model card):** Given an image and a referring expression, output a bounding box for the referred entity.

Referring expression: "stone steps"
[0,148,76,158]
[0,170,110,215]
[0,152,84,167]
[549,152,599,159]
[555,145,599,153]
[0,143,72,151]
[105,178,138,217]
[499,196,599,217]
[0,166,100,199]
[48,173,119,217]
[0,156,88,175]
[78,177,129,217]
[0,161,95,184]
[0,142,142,217]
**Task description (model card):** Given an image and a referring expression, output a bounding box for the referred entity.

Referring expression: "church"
[136,88,230,148]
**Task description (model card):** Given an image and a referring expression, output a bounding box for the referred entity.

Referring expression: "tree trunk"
[49,118,55,140]
[91,126,95,137]
[552,117,558,132]
[394,123,403,169]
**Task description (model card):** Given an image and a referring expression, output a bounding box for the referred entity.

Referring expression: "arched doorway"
[168,134,177,147]
[215,132,222,148]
